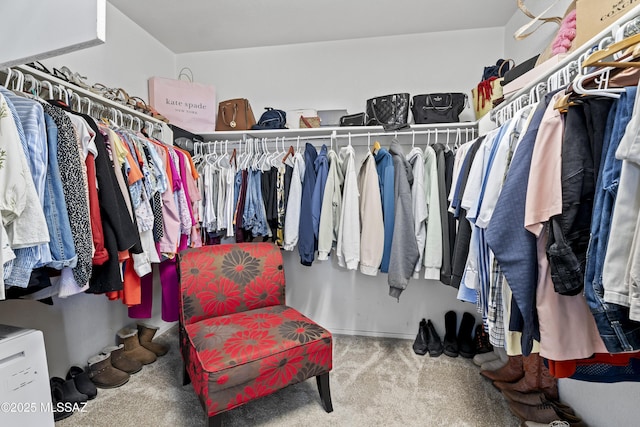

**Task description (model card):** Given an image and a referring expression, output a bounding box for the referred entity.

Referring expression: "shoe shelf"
[9,64,165,131]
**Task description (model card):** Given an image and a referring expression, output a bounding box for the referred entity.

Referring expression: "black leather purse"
[411,93,468,124]
[366,93,410,130]
[339,112,366,126]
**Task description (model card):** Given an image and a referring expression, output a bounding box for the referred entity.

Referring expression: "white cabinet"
[0,325,53,427]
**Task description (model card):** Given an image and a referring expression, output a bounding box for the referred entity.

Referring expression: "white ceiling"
[109,0,518,53]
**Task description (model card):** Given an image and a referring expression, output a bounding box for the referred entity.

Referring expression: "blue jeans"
[243,170,269,237]
[42,113,77,270]
[584,87,640,352]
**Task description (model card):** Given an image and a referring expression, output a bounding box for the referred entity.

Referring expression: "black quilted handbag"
[411,93,468,124]
[366,93,410,130]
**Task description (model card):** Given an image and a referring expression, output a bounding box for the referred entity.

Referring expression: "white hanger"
[70,92,80,111]
[3,67,13,87]
[411,130,415,148]
[10,69,25,92]
[40,80,53,98]
[574,63,624,99]
[24,74,39,95]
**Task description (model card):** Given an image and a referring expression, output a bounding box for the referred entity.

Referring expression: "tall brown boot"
[494,353,558,400]
[117,328,157,365]
[480,354,524,382]
[137,323,169,356]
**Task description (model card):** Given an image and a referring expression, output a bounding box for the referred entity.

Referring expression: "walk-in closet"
[2,1,640,426]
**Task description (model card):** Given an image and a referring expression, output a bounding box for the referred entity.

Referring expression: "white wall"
[0,2,175,378]
[177,27,506,124]
[175,28,505,340]
[503,0,574,64]
[43,3,175,102]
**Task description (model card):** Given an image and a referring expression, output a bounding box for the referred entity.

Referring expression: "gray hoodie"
[388,140,419,299]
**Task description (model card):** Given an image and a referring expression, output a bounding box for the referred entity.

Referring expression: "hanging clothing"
[449,138,483,287]
[298,143,318,266]
[584,87,640,353]
[2,93,50,289]
[336,145,360,271]
[485,93,556,356]
[423,145,443,280]
[388,140,419,299]
[311,145,329,241]
[432,143,451,285]
[41,102,93,289]
[375,147,394,273]
[318,149,344,261]
[283,152,305,251]
[548,99,612,297]
[0,88,52,268]
[407,147,426,278]
[524,92,608,361]
[357,151,383,276]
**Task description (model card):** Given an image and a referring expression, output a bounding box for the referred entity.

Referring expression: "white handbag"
[286,108,317,129]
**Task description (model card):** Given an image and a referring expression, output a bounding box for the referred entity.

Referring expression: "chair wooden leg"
[316,372,333,413]
[208,414,222,427]
[182,362,191,386]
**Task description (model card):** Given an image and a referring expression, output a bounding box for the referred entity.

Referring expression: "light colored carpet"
[58,326,520,426]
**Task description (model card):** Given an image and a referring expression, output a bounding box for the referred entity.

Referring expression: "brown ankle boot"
[117,328,157,365]
[137,323,169,356]
[494,353,558,400]
[103,345,143,374]
[87,354,129,388]
[480,354,524,382]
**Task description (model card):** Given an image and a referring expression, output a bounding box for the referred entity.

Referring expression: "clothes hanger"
[573,65,625,99]
[3,67,13,88]
[282,144,295,164]
[582,32,640,68]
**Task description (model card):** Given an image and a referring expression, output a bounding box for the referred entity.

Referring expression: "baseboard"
[328,328,413,341]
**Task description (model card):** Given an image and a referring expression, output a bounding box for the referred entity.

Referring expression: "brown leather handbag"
[215,98,256,131]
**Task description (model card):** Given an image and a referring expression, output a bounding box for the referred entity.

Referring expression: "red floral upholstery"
[178,243,333,425]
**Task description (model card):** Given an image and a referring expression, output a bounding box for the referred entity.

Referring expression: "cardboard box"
[574,0,640,49]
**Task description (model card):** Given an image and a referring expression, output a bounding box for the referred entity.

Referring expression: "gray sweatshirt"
[388,140,419,300]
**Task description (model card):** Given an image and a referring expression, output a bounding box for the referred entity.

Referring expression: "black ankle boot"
[426,320,444,357]
[412,319,428,356]
[443,311,459,357]
[457,312,476,358]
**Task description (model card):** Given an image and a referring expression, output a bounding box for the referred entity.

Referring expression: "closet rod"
[492,3,640,125]
[201,128,476,149]
[206,126,477,144]
[0,64,165,134]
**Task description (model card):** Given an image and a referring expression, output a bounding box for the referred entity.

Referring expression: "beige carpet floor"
[58,326,520,427]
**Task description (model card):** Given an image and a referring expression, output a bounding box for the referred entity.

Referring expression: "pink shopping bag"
[148,75,216,133]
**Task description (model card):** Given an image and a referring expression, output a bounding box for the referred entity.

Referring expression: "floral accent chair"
[178,243,333,427]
